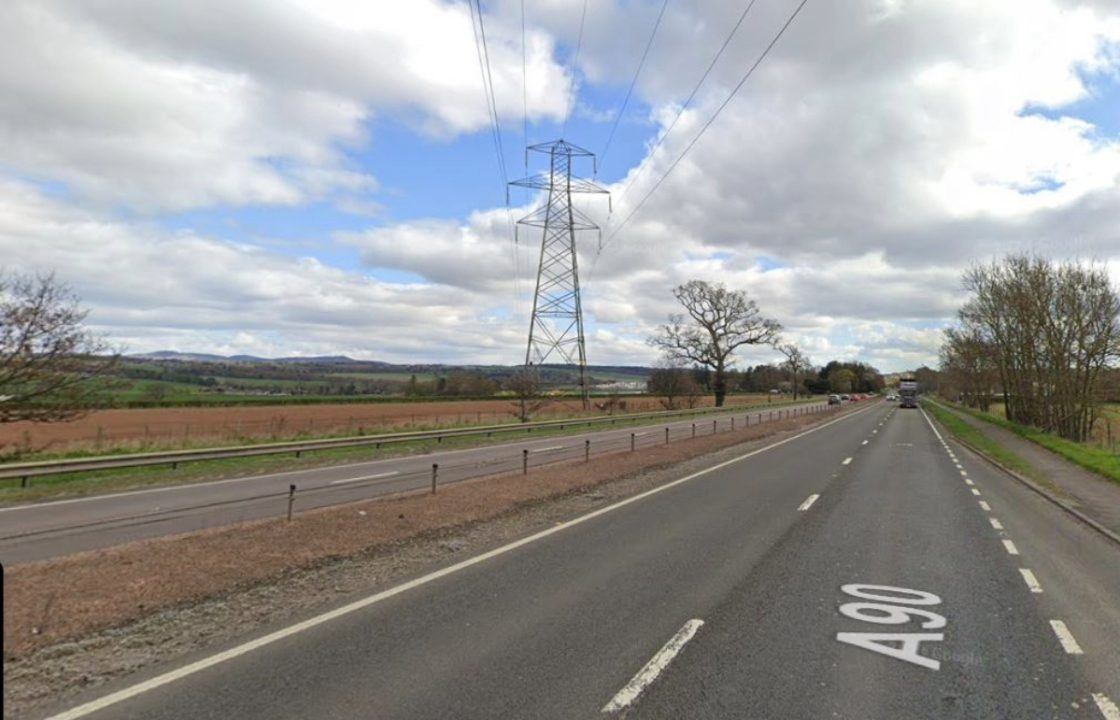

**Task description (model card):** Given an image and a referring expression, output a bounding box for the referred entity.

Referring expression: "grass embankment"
[0,399,819,504]
[935,400,1120,487]
[921,400,1040,481]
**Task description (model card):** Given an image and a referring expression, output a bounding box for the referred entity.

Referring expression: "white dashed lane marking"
[1019,568,1043,593]
[798,494,820,512]
[602,620,705,713]
[842,457,852,465]
[1050,620,1084,654]
[978,501,991,511]
[970,488,981,496]
[1093,694,1120,720]
[990,518,1004,530]
[1003,539,1020,555]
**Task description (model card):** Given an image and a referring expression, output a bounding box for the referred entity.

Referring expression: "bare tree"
[777,343,812,400]
[505,366,549,423]
[1,272,117,423]
[950,255,1120,441]
[646,358,702,410]
[650,280,781,407]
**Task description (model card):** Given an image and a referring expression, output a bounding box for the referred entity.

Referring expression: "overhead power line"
[561,0,589,137]
[468,1,523,313]
[600,0,811,253]
[611,0,762,211]
[521,0,529,166]
[599,0,670,167]
[469,0,509,186]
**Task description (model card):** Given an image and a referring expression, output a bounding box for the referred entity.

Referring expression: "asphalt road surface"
[38,401,1120,719]
[0,402,826,564]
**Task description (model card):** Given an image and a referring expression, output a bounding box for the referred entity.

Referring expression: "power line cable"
[599,0,811,253]
[521,0,529,165]
[471,0,509,185]
[468,1,522,312]
[561,0,589,137]
[610,0,761,212]
[599,0,670,167]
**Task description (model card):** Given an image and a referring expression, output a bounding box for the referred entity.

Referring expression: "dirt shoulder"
[933,401,1120,537]
[3,405,854,718]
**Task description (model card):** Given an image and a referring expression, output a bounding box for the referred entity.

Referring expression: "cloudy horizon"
[3,0,1119,373]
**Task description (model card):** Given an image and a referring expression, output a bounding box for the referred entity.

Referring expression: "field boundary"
[0,399,821,485]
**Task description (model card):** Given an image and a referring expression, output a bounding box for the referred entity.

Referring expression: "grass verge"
[921,400,1040,481]
[933,400,1120,487]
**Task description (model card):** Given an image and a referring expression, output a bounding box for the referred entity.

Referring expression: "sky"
[2,0,1119,373]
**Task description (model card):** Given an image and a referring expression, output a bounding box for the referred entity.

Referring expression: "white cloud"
[0,0,572,212]
[4,0,1120,373]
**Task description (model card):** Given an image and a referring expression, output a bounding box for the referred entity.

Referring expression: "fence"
[0,399,824,487]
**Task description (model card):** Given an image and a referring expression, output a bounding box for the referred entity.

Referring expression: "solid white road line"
[990,518,1004,530]
[328,471,400,485]
[1093,693,1120,720]
[43,403,879,720]
[842,457,852,465]
[602,619,705,713]
[1003,539,1020,555]
[798,494,820,512]
[1019,568,1043,593]
[1050,620,1084,654]
[978,501,991,511]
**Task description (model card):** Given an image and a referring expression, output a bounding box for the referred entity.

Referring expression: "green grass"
[921,400,1040,481]
[0,398,822,504]
[938,400,1120,487]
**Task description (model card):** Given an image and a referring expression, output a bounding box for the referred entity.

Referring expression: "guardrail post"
[522,449,529,475]
[287,484,296,521]
[692,423,696,438]
[665,427,670,444]
[630,433,636,452]
[21,475,28,488]
[171,461,178,470]
[431,463,438,494]
[585,440,590,462]
[713,419,717,434]
[295,450,302,458]
[731,417,735,430]
[437,435,442,444]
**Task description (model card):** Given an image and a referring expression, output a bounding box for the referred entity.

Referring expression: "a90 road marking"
[835,584,946,671]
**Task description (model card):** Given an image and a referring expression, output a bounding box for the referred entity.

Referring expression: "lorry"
[898,378,918,408]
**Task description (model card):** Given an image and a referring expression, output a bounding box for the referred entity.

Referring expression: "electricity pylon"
[509,140,609,409]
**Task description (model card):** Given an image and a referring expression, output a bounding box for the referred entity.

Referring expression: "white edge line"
[601,619,704,713]
[328,471,400,485]
[44,404,878,720]
[1049,620,1084,654]
[1003,539,1020,555]
[798,494,820,512]
[533,445,565,452]
[1093,693,1120,720]
[1019,568,1043,593]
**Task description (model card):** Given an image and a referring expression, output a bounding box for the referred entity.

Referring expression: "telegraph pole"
[509,140,609,409]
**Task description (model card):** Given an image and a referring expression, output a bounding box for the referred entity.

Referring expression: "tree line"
[940,255,1120,442]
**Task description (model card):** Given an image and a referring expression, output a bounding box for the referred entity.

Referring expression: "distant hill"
[125,351,650,376]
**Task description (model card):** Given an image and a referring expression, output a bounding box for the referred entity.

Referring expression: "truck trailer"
[899,378,918,408]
